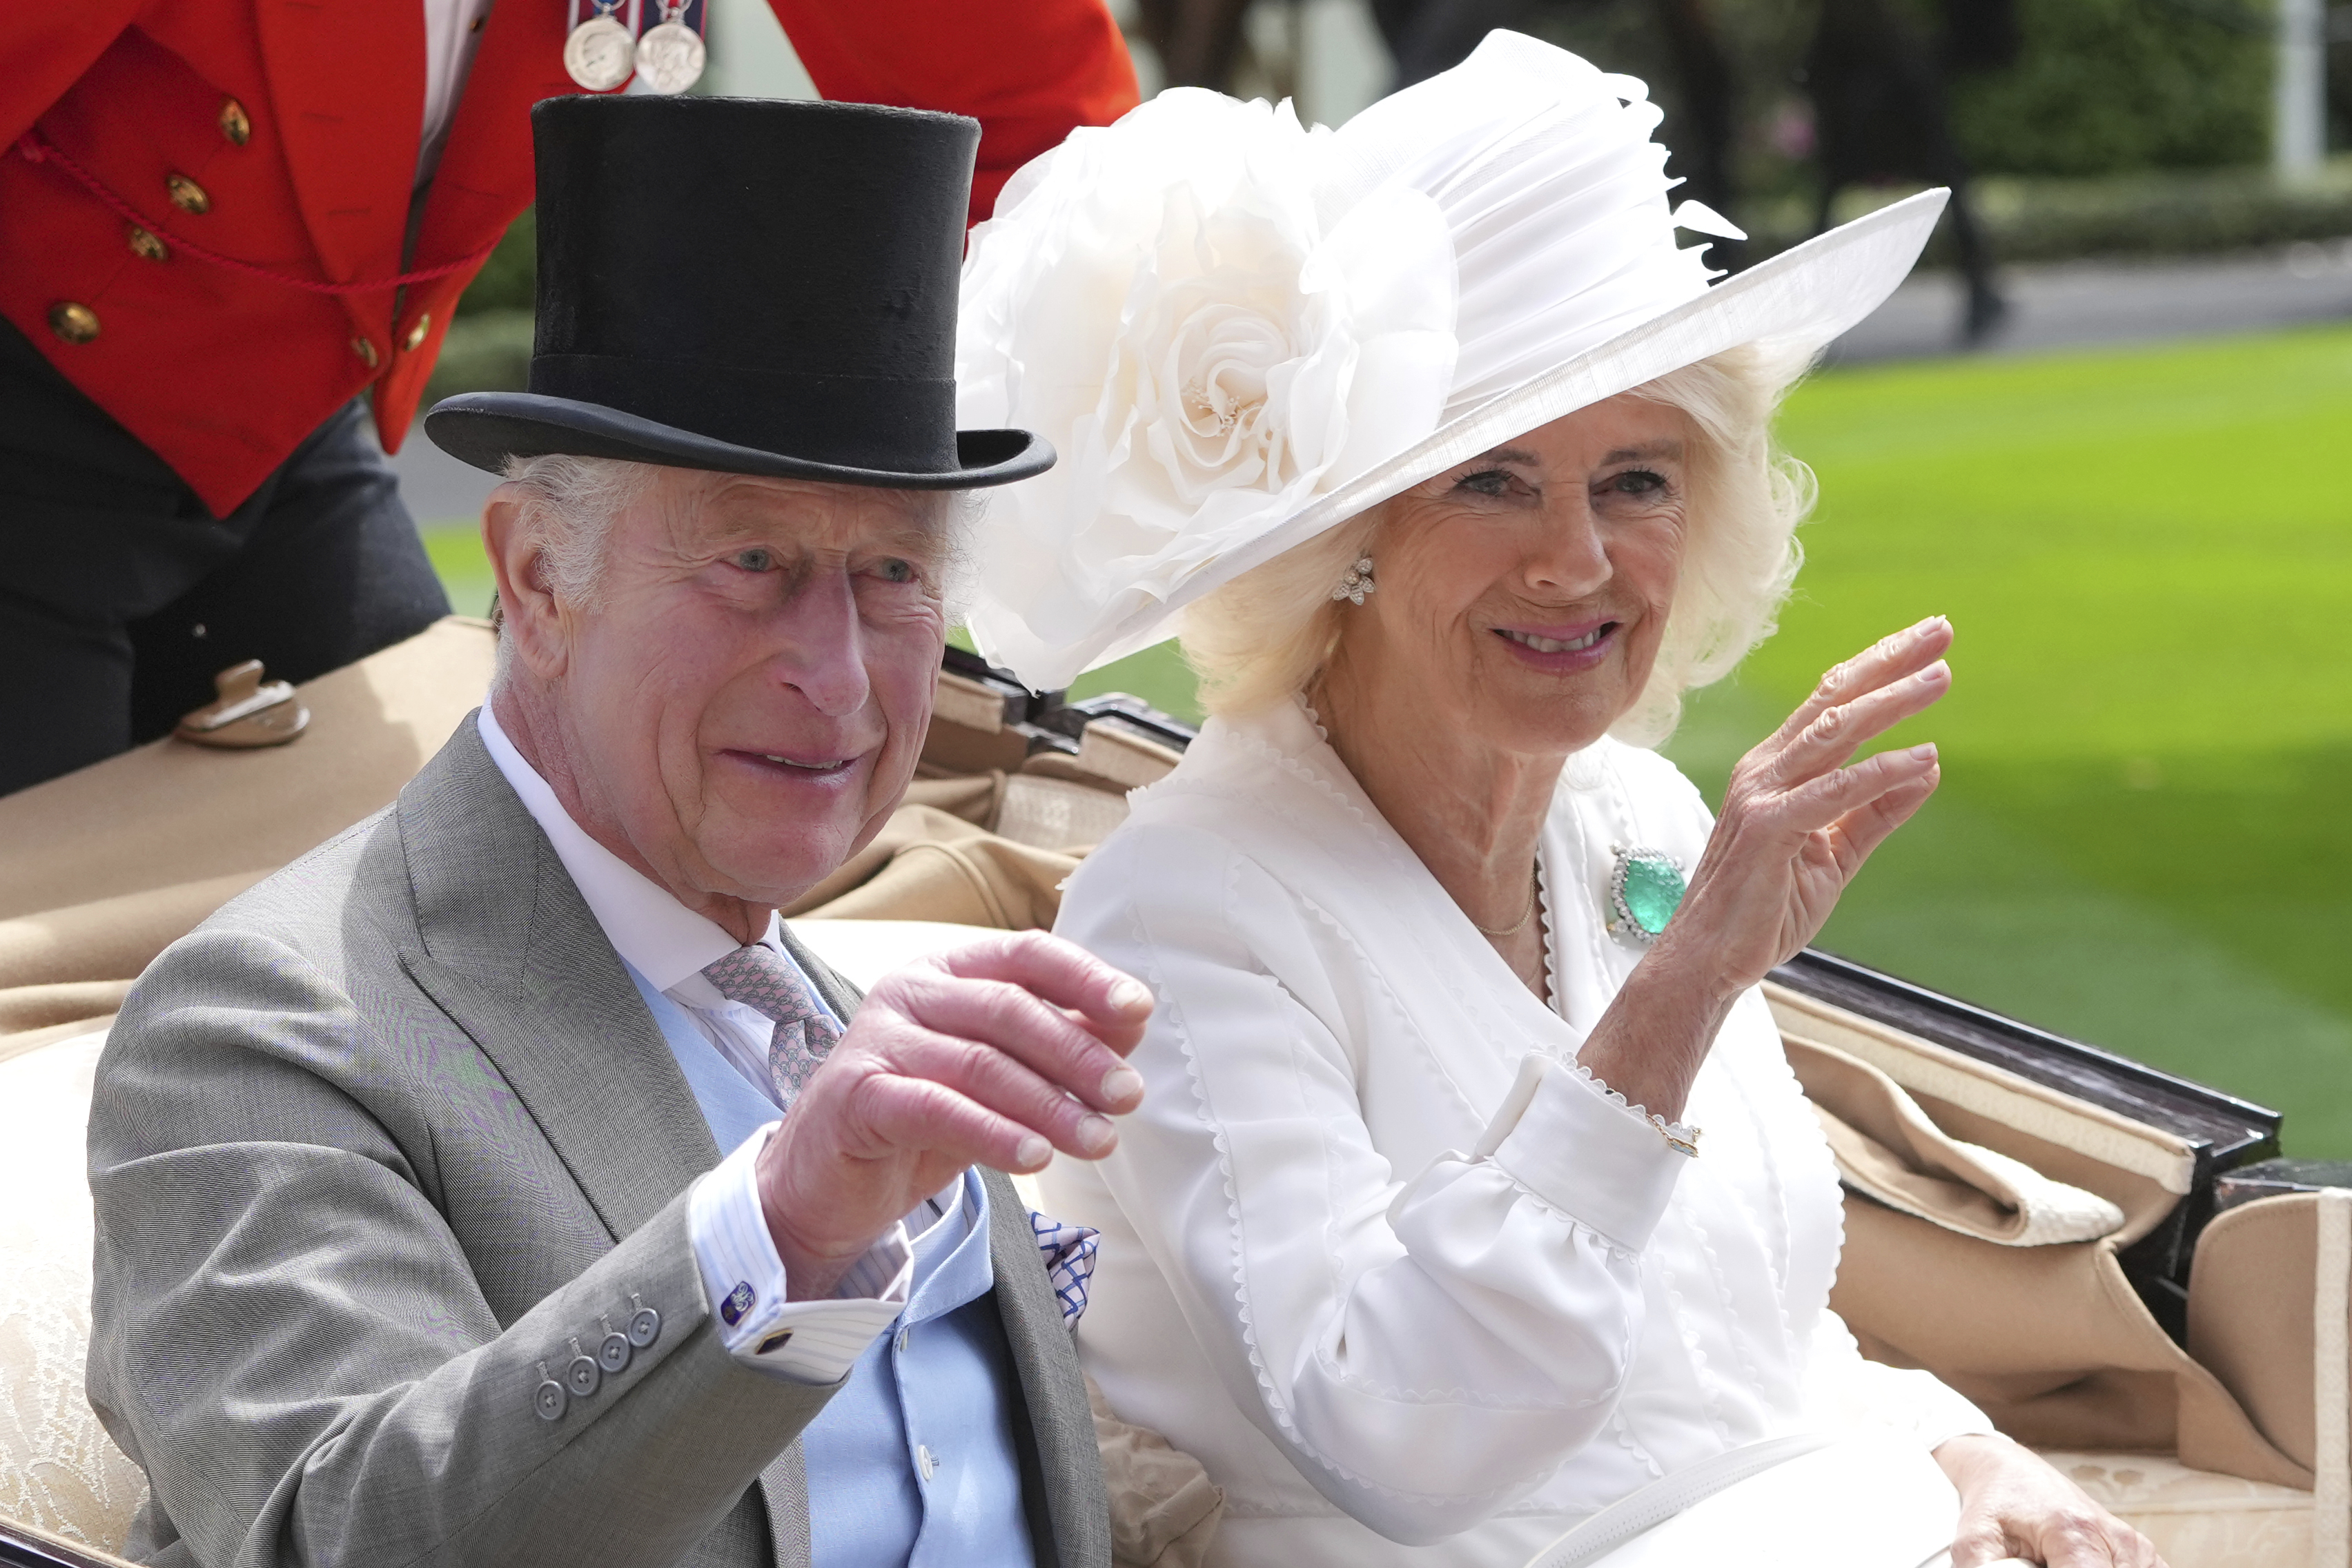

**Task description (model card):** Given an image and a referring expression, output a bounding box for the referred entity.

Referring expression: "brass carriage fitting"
[175,660,309,749]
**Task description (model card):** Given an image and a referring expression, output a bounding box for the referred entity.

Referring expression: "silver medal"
[634,12,707,95]
[563,8,636,92]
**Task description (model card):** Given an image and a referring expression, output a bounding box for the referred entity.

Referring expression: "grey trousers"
[0,317,450,795]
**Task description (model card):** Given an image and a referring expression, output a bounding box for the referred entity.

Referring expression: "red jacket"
[2,1,1137,517]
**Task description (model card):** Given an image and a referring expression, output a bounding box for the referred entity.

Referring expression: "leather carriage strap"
[1522,1433,1838,1568]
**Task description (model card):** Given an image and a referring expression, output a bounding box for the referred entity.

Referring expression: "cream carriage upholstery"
[1,974,2339,1567]
[0,620,2340,1567]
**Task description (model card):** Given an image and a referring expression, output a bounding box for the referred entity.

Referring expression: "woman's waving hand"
[1578,615,1953,1122]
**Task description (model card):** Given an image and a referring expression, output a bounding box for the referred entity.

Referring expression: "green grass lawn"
[418,323,2352,1152]
[1716,325,2352,1154]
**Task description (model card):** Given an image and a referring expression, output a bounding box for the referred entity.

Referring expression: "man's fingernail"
[1076,1114,1117,1154]
[1016,1134,1051,1169]
[1908,743,1939,763]
[1101,1065,1144,1104]
[1111,979,1153,1013]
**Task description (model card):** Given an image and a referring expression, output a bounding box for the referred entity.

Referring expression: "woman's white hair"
[488,453,988,678]
[1179,343,1816,747]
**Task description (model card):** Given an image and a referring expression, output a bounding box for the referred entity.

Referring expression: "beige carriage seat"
[0,619,500,1064]
[1774,984,2342,1567]
[0,1029,145,1562]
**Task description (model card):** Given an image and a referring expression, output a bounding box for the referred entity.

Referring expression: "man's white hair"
[489,453,986,680]
[1179,343,1816,747]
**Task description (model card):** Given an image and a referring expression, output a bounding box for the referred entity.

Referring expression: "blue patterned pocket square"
[1030,1211,1099,1327]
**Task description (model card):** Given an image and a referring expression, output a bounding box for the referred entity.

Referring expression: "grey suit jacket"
[86,720,1110,1568]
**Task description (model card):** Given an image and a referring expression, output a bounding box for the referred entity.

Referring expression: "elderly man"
[86,95,1146,1568]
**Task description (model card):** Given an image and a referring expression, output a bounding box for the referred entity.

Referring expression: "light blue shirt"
[627,962,1036,1568]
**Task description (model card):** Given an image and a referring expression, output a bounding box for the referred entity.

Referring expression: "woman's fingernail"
[1077,1114,1117,1154]
[1111,979,1153,1013]
[1016,1134,1052,1169]
[1908,743,1939,763]
[1101,1065,1144,1104]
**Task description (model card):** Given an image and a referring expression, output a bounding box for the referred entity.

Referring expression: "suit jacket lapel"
[250,0,422,288]
[409,0,582,268]
[983,1168,1113,1568]
[395,718,721,1243]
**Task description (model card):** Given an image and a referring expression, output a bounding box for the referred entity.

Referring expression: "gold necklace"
[1471,865,1540,939]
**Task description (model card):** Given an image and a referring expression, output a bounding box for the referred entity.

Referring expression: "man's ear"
[482,485,569,680]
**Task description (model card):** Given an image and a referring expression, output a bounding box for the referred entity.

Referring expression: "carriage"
[0,619,2340,1568]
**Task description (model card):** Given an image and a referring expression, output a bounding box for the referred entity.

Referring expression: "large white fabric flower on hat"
[958,90,1458,691]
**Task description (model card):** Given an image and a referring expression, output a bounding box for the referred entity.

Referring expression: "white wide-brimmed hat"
[957,30,1946,692]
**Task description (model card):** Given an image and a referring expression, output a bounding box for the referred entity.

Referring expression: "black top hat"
[425,95,1050,489]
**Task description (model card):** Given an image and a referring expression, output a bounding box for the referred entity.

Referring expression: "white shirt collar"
[477,704,781,992]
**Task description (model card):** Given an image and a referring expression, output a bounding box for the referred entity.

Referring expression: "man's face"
[539,469,950,910]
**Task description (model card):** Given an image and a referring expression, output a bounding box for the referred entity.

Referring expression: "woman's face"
[1330,393,1694,760]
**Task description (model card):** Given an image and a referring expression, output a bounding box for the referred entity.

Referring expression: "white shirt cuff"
[687,1121,912,1384]
[1473,1052,1694,1251]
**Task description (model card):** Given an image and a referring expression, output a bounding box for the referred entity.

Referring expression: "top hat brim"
[424,392,1055,491]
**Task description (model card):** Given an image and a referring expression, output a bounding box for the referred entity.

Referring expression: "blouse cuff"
[1473,1052,1694,1251]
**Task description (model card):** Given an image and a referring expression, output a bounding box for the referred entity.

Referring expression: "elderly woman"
[957,33,2159,1568]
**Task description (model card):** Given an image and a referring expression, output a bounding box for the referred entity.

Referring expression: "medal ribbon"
[567,0,709,50]
[569,0,636,33]
[644,0,707,37]
[14,132,496,296]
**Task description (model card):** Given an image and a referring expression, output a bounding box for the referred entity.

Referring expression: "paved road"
[1827,237,2352,363]
[393,239,2352,525]
[394,422,504,529]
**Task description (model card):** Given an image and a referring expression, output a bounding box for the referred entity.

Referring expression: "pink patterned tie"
[700,943,844,1108]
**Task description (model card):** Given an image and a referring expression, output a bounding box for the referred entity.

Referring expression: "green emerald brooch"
[1607,847,1686,945]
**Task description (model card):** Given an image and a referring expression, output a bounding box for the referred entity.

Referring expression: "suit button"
[566,1354,601,1398]
[165,173,210,215]
[126,224,169,262]
[350,336,379,369]
[598,1331,631,1374]
[218,98,251,146]
[627,1306,660,1348]
[534,1379,567,1421]
[46,302,99,344]
[402,313,431,352]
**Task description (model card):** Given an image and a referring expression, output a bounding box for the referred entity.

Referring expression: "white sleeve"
[685,1123,912,1384]
[1066,830,1692,1545]
[1801,1306,1997,1451]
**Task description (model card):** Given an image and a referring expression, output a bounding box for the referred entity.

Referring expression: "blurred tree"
[1369,0,1743,239]
[1948,0,2269,174]
[457,208,536,315]
[1806,0,2006,337]
[1130,0,1257,88]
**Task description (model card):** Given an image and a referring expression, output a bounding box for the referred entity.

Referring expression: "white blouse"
[1041,699,1990,1568]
